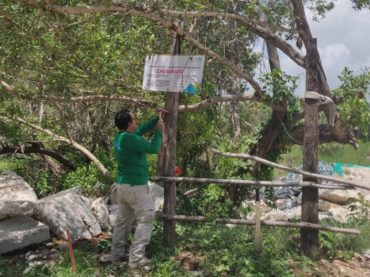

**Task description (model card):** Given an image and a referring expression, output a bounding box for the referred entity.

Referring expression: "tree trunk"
[300,38,320,258]
[159,28,181,247]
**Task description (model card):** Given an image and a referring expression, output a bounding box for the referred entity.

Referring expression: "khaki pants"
[111,183,155,263]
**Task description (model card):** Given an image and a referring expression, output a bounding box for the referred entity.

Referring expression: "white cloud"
[318,43,352,84]
[255,0,370,96]
[318,44,351,69]
[307,0,370,89]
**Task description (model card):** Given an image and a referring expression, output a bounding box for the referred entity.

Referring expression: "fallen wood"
[212,149,370,191]
[0,113,108,175]
[151,176,350,190]
[156,213,360,235]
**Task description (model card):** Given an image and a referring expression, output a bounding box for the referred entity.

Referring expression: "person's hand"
[156,118,165,131]
[158,109,168,121]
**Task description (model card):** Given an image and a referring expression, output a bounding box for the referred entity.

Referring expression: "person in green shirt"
[101,109,165,271]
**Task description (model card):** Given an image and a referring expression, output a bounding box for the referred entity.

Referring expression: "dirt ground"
[291,254,370,277]
[303,167,370,276]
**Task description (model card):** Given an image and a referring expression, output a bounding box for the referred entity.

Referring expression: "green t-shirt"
[114,116,162,185]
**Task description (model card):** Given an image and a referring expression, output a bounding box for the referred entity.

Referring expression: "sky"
[279,0,370,97]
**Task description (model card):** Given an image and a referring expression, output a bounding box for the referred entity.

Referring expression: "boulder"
[319,189,360,205]
[91,197,110,230]
[33,187,101,241]
[148,181,164,211]
[0,215,50,254]
[0,171,38,216]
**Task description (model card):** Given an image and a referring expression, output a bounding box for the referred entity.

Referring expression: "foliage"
[0,156,25,173]
[333,67,370,138]
[351,0,370,9]
[320,216,370,260]
[61,163,100,194]
[176,105,217,178]
[14,157,61,197]
[260,69,300,115]
[179,184,235,217]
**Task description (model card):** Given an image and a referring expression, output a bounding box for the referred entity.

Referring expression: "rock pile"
[0,171,164,254]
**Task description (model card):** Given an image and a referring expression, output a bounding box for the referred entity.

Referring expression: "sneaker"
[99,253,126,264]
[128,257,152,271]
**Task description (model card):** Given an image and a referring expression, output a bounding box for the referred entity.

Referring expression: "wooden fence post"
[159,28,181,247]
[301,38,320,258]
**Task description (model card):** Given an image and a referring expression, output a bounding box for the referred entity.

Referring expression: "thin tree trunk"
[159,27,181,247]
[301,38,320,258]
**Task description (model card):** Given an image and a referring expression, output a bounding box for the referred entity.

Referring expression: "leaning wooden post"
[300,38,320,258]
[66,230,77,274]
[254,188,261,252]
[159,28,181,247]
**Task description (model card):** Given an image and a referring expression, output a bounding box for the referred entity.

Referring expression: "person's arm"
[124,129,163,154]
[135,116,159,136]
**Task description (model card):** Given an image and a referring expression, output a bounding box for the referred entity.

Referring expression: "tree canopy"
[0,0,369,198]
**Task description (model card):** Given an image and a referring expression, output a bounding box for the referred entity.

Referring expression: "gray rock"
[42,186,82,199]
[0,171,38,215]
[148,181,164,211]
[0,215,50,254]
[91,197,110,230]
[33,187,101,241]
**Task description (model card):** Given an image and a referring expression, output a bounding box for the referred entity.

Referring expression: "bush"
[61,164,100,195]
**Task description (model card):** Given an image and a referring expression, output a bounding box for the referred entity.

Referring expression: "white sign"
[143,55,205,94]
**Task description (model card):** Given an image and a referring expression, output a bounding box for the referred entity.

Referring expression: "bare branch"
[0,143,76,170]
[178,94,255,112]
[20,93,164,110]
[212,148,370,191]
[1,80,13,92]
[152,9,305,67]
[0,113,109,175]
[41,93,258,112]
[152,176,350,190]
[157,213,361,235]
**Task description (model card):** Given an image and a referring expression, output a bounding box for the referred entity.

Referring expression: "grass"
[0,223,297,277]
[0,157,25,173]
[1,216,369,276]
[274,141,370,178]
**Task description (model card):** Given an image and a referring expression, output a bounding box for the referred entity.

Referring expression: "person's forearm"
[136,116,159,135]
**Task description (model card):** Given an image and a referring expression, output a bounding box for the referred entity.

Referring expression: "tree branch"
[1,80,13,92]
[157,213,360,235]
[141,8,305,67]
[37,94,164,110]
[0,143,76,170]
[178,94,255,112]
[288,123,357,148]
[212,149,369,190]
[0,113,109,175]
